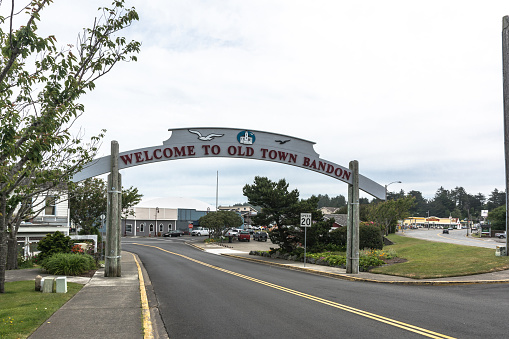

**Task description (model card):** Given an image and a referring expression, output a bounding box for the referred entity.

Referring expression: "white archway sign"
[73,128,386,276]
[73,128,385,199]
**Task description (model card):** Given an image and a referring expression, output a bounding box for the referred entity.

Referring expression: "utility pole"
[503,16,509,254]
[105,141,122,276]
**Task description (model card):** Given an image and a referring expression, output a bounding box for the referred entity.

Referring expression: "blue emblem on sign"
[237,131,255,145]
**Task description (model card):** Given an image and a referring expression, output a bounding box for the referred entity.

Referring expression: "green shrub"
[329,224,383,250]
[359,224,383,250]
[359,255,385,269]
[41,253,96,276]
[37,231,72,261]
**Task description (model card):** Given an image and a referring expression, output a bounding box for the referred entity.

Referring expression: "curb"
[222,253,509,285]
[187,242,509,286]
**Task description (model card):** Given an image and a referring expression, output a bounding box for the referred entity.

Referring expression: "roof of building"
[137,197,215,212]
[324,214,348,226]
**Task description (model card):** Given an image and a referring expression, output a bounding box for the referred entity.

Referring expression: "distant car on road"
[163,230,184,237]
[442,228,449,234]
[254,231,268,241]
[238,230,251,242]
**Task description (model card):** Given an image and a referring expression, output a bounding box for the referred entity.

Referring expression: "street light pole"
[384,181,402,234]
[384,181,402,200]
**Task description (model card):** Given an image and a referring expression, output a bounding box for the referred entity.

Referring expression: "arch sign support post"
[74,128,386,275]
[105,141,122,277]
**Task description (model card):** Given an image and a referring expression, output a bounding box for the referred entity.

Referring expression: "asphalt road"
[401,228,507,249]
[124,237,509,339]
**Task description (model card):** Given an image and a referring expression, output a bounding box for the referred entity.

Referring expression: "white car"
[191,228,210,236]
[225,229,240,237]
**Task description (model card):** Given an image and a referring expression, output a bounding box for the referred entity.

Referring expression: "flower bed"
[249,248,397,271]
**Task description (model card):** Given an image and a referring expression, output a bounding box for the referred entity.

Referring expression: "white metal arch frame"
[73,127,385,200]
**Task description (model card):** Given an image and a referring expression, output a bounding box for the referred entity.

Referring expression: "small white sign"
[300,213,312,227]
[481,210,488,217]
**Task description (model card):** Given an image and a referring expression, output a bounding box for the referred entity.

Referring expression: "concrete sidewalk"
[29,251,143,339]
[5,251,145,339]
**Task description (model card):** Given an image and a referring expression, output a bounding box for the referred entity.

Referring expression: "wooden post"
[346,160,360,274]
[503,16,509,254]
[105,141,122,277]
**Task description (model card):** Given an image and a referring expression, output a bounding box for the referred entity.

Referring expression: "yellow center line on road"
[133,243,455,339]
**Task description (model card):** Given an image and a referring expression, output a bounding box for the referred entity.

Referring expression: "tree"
[488,205,506,231]
[386,189,405,201]
[366,196,415,235]
[243,177,300,252]
[69,178,143,236]
[407,190,428,217]
[5,185,68,270]
[0,0,140,293]
[243,176,324,252]
[316,194,346,208]
[69,178,107,234]
[486,189,505,211]
[120,186,143,233]
[198,210,243,236]
[428,187,455,217]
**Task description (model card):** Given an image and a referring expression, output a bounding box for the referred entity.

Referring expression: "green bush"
[329,224,383,250]
[359,224,383,250]
[37,231,72,261]
[41,253,96,276]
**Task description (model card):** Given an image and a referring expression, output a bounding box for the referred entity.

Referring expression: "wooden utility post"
[503,16,509,254]
[346,160,360,273]
[105,141,122,276]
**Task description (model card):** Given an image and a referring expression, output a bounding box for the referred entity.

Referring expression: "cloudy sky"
[7,0,509,206]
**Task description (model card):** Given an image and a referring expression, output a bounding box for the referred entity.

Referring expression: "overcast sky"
[6,1,509,207]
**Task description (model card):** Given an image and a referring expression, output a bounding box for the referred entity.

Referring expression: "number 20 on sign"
[300,213,311,227]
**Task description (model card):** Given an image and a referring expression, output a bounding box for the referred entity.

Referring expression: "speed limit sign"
[300,213,312,227]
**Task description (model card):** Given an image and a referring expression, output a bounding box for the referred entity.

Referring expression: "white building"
[121,197,215,236]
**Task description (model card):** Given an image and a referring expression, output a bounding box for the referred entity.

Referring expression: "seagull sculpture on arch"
[188,129,224,141]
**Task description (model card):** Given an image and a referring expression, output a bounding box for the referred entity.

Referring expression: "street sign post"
[300,213,311,266]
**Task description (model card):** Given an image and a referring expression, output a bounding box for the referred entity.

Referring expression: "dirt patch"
[383,257,407,265]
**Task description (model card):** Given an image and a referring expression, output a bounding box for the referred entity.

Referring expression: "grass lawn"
[370,234,509,279]
[0,281,82,339]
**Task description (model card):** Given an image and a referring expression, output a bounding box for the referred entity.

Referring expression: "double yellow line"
[134,243,455,339]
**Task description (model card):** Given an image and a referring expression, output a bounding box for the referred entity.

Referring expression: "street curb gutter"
[221,253,509,286]
[187,241,509,285]
[130,252,169,339]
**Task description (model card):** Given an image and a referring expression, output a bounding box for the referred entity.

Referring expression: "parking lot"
[190,234,276,253]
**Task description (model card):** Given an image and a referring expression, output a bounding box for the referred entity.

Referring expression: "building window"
[149,224,154,232]
[140,223,145,232]
[44,196,56,216]
[159,224,163,232]
[126,224,132,233]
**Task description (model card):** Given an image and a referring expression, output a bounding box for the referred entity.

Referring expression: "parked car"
[238,230,251,242]
[191,228,210,236]
[496,231,506,239]
[254,231,268,241]
[225,229,240,237]
[163,230,184,237]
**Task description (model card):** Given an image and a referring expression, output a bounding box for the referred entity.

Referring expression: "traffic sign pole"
[300,213,311,267]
